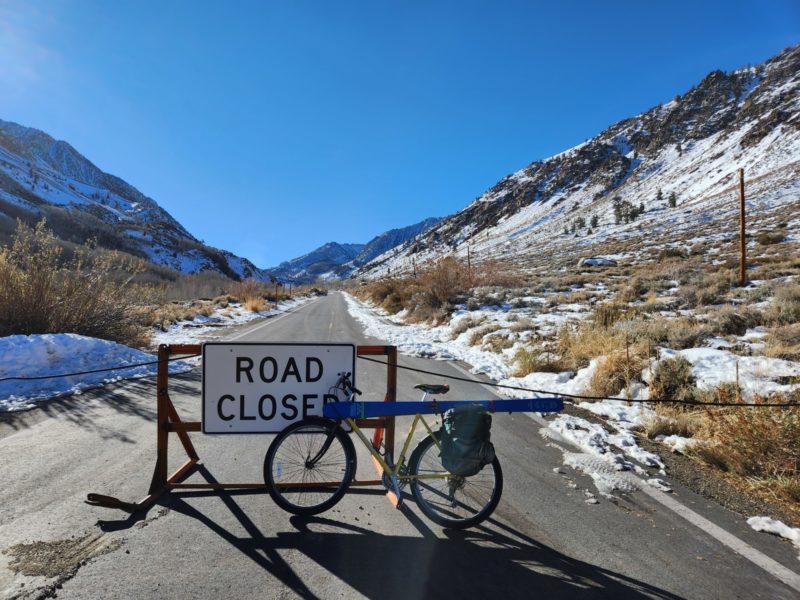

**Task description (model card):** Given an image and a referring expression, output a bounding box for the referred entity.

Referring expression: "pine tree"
[590,214,599,229]
[657,189,663,203]
[669,192,677,208]
[639,202,644,214]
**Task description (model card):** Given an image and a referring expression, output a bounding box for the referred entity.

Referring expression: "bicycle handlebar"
[336,371,362,396]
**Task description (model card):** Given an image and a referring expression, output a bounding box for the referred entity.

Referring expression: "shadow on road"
[144,465,682,600]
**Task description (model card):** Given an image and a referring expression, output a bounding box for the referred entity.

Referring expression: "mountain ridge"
[357,43,800,277]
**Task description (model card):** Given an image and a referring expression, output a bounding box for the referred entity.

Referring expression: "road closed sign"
[202,342,355,433]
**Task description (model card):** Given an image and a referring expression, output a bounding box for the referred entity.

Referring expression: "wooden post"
[739,168,746,287]
[150,344,170,493]
[412,257,416,279]
[735,361,741,403]
[625,338,632,405]
[274,282,279,309]
[385,346,397,457]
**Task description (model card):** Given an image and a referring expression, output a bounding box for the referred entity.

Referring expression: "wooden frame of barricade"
[86,343,398,513]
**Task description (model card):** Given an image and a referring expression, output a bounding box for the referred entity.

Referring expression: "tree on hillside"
[590,214,599,229]
[669,192,677,208]
[657,188,663,203]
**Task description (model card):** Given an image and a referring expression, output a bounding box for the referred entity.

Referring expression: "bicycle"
[263,372,504,529]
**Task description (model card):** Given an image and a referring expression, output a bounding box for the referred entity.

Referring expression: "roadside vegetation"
[350,201,800,520]
[0,219,315,348]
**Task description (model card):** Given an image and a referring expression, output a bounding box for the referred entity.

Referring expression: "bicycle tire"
[408,431,503,529]
[264,417,356,516]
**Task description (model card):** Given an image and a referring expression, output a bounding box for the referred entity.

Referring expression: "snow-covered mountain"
[0,119,263,280]
[264,217,441,283]
[359,44,800,277]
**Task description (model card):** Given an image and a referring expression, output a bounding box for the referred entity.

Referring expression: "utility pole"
[739,168,746,287]
[275,281,280,309]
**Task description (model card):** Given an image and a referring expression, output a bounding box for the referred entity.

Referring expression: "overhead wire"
[0,354,200,382]
[357,355,800,408]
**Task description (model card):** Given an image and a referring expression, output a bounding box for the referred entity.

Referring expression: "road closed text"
[202,343,356,433]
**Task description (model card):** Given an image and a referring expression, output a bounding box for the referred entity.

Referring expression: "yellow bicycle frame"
[343,413,450,482]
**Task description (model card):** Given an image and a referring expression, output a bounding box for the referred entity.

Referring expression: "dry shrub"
[692,406,800,480]
[162,271,231,301]
[658,248,688,261]
[228,278,268,304]
[641,408,701,439]
[468,323,501,346]
[765,323,800,360]
[472,258,524,288]
[587,350,646,397]
[0,220,153,346]
[556,323,624,370]
[617,277,649,303]
[508,317,535,333]
[649,356,698,405]
[483,333,514,353]
[767,284,800,325]
[707,305,763,336]
[513,346,565,376]
[593,303,627,329]
[669,322,712,349]
[450,315,486,338]
[679,271,732,308]
[244,297,268,312]
[756,231,785,245]
[418,256,466,309]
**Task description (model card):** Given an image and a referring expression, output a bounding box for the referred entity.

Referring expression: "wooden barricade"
[86,343,398,513]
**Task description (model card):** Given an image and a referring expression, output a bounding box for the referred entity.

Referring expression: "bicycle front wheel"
[408,431,503,529]
[264,417,356,516]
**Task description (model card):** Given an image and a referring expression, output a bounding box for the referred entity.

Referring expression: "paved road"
[1,293,799,599]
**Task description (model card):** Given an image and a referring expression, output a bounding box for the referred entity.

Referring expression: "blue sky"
[0,1,797,267]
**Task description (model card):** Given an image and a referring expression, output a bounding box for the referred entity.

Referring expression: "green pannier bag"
[440,404,495,477]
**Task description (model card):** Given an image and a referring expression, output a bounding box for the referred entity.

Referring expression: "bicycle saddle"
[414,384,450,395]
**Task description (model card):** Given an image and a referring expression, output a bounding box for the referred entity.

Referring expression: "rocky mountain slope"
[0,119,262,280]
[359,44,800,277]
[264,217,441,283]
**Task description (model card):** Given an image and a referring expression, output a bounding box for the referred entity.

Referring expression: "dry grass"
[244,297,268,312]
[556,323,626,370]
[482,333,514,353]
[765,323,800,360]
[228,278,268,304]
[766,284,800,326]
[450,315,486,338]
[0,220,154,346]
[641,407,702,439]
[648,356,698,405]
[468,323,502,346]
[587,349,646,397]
[513,346,565,376]
[692,405,800,479]
[707,305,763,336]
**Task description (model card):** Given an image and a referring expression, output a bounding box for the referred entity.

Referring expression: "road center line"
[225,299,318,341]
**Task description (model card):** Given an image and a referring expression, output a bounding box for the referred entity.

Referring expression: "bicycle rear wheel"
[264,417,356,516]
[408,431,503,529]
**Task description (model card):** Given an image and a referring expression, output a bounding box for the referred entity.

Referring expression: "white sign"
[202,342,355,433]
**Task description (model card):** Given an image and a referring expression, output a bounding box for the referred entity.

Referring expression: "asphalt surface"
[1,292,799,599]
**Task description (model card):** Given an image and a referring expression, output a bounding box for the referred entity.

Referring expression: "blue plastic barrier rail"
[323,397,563,419]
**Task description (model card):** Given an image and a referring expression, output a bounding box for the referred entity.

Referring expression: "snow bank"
[0,334,192,412]
[655,347,800,399]
[152,296,315,346]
